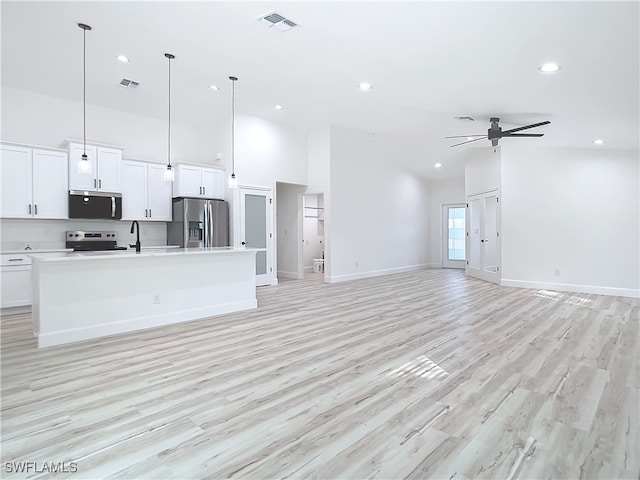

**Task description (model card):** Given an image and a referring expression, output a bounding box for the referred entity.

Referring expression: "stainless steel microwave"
[68,191,122,220]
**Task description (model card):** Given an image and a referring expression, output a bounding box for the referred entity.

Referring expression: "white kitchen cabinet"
[0,144,68,219]
[121,160,172,221]
[68,142,122,193]
[1,253,32,309]
[173,163,224,199]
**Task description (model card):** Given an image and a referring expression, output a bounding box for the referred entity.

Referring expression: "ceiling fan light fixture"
[539,63,561,73]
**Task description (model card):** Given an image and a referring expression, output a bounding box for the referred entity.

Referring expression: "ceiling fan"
[446,117,551,147]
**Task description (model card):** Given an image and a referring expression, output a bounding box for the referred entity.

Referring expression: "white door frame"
[239,185,276,286]
[466,189,501,284]
[442,203,466,269]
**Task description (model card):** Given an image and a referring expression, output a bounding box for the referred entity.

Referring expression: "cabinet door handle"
[144,209,148,218]
[28,204,32,214]
[203,186,206,195]
[34,204,38,215]
[149,209,152,218]
[99,179,102,189]
[8,258,24,262]
[94,179,97,188]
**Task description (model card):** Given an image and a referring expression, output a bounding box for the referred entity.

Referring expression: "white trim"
[501,278,640,299]
[36,299,258,348]
[326,264,429,283]
[278,271,298,279]
[304,265,314,273]
[426,263,442,269]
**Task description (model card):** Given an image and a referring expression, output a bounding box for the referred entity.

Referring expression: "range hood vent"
[259,11,298,32]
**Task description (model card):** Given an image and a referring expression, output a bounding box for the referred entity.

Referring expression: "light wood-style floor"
[1,269,638,479]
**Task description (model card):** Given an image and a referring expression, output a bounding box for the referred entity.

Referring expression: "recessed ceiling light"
[466,137,475,141]
[434,163,442,168]
[359,82,372,91]
[539,63,561,73]
[116,55,129,63]
[209,85,220,91]
[275,105,283,110]
[593,139,605,145]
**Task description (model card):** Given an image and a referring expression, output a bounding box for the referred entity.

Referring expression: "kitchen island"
[31,247,257,347]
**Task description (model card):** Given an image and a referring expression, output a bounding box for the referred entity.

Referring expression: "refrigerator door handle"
[209,202,214,248]
[203,201,209,248]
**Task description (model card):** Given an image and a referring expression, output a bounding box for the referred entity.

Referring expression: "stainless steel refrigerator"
[167,198,229,248]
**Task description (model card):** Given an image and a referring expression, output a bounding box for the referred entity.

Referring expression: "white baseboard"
[426,263,442,268]
[501,278,640,299]
[278,271,299,279]
[326,264,429,284]
[304,266,314,273]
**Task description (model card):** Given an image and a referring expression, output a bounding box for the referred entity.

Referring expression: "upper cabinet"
[67,142,122,193]
[0,143,68,219]
[121,160,172,221]
[173,163,224,199]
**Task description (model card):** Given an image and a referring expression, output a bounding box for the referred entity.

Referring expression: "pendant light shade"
[228,76,238,189]
[77,23,92,175]
[164,53,175,183]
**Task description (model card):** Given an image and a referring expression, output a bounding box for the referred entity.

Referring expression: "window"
[447,207,466,261]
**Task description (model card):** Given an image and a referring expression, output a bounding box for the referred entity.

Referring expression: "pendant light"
[77,23,92,175]
[163,53,175,182]
[228,76,238,189]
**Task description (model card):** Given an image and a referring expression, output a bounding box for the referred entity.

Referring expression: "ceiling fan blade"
[445,135,485,139]
[450,136,487,147]
[501,133,544,137]
[501,120,550,134]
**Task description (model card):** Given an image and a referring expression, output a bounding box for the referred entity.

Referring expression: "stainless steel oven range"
[65,231,128,252]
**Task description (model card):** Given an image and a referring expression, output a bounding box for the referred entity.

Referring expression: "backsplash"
[0,219,167,251]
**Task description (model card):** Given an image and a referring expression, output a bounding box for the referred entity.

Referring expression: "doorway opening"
[303,193,324,278]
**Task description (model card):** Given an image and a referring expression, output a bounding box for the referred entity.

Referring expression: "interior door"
[466,190,500,284]
[240,187,274,286]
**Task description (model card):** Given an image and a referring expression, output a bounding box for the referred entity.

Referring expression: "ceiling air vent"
[259,11,298,32]
[119,79,139,89]
[454,116,475,121]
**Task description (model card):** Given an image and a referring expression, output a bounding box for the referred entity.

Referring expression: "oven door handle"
[111,196,116,218]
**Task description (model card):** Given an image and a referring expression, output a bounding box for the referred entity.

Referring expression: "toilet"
[313,258,324,273]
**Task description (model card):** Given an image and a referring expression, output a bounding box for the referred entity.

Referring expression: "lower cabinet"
[0,259,31,308]
[121,160,172,221]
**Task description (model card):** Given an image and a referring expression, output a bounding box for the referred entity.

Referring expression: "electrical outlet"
[153,293,160,304]
[355,261,359,268]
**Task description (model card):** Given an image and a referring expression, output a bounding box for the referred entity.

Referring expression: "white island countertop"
[32,246,254,262]
[32,246,258,347]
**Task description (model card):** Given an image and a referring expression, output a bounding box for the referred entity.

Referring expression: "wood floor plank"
[1,269,638,479]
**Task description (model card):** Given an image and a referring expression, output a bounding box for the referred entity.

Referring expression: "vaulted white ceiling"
[2,1,638,179]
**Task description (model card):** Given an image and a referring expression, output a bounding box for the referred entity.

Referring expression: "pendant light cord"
[83,26,87,156]
[168,56,171,168]
[229,76,237,176]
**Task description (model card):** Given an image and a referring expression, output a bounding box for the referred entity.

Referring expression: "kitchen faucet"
[130,220,141,253]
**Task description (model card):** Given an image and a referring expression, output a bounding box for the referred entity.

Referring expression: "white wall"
[328,126,430,282]
[465,146,501,196]
[0,218,167,251]
[501,146,640,297]
[276,182,306,279]
[2,86,222,167]
[234,114,308,188]
[428,179,466,267]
